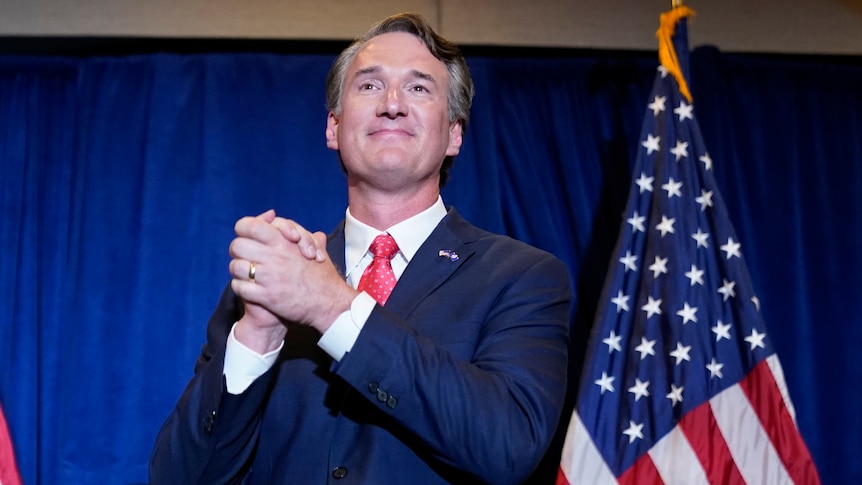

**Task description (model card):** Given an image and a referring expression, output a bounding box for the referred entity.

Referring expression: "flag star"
[642,134,661,155]
[594,371,616,394]
[603,330,623,353]
[744,328,767,351]
[666,384,684,406]
[648,255,669,278]
[706,358,724,379]
[712,320,732,342]
[692,228,710,248]
[635,173,654,193]
[700,153,713,170]
[670,140,689,161]
[634,336,657,360]
[685,264,705,286]
[611,291,630,313]
[717,279,737,301]
[721,237,742,260]
[662,178,683,198]
[658,65,669,77]
[695,189,714,211]
[674,100,694,121]
[656,216,676,237]
[619,250,638,272]
[669,342,692,365]
[628,378,650,401]
[627,212,646,232]
[676,302,698,325]
[623,420,645,444]
[752,296,761,311]
[648,95,667,116]
[641,297,662,319]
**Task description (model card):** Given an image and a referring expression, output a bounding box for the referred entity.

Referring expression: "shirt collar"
[344,196,447,275]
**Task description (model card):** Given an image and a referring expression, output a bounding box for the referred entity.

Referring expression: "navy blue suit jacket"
[150,208,571,484]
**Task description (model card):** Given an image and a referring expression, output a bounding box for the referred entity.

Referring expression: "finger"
[228,258,259,283]
[228,236,266,260]
[311,232,329,262]
[271,217,302,243]
[272,218,320,261]
[235,215,281,244]
[230,278,263,305]
[255,209,276,223]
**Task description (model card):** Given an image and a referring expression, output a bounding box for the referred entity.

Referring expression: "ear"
[325,112,340,150]
[445,119,463,157]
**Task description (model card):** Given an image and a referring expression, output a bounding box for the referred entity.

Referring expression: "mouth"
[369,125,413,138]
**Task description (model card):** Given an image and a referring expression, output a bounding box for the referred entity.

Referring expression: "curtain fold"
[690,48,862,484]
[0,49,859,484]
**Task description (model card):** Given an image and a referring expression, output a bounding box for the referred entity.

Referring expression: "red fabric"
[618,453,662,485]
[357,234,399,305]
[0,404,21,485]
[678,401,745,485]
[739,360,822,485]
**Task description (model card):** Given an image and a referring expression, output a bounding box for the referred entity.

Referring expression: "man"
[150,12,571,484]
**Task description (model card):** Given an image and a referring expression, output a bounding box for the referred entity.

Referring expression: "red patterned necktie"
[357,233,400,305]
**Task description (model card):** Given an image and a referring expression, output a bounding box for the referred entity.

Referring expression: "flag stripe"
[765,354,798,424]
[557,411,618,485]
[649,424,709,484]
[678,399,746,485]
[712,383,794,484]
[619,452,663,485]
[0,404,21,485]
[740,358,820,485]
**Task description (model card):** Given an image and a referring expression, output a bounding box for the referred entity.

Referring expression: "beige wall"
[0,0,860,55]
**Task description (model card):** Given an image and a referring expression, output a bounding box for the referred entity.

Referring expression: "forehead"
[349,32,448,80]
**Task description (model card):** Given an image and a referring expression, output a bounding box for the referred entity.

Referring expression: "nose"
[378,87,407,118]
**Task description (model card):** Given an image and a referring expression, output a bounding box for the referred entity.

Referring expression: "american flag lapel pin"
[438,249,459,262]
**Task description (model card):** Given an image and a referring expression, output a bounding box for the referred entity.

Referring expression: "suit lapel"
[385,209,477,318]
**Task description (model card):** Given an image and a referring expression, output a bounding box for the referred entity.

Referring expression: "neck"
[347,184,440,230]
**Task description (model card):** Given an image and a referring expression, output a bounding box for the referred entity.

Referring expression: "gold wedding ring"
[248,262,257,283]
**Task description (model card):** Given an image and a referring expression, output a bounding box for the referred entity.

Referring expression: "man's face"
[326,32,463,192]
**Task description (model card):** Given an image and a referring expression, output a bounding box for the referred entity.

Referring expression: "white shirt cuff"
[317,292,377,362]
[223,323,283,395]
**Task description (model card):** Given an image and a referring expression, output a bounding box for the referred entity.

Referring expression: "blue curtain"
[0,48,859,484]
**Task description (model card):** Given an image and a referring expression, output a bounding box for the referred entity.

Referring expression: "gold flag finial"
[657,6,696,102]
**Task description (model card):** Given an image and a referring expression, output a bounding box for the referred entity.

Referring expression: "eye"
[360,83,377,90]
[410,85,429,93]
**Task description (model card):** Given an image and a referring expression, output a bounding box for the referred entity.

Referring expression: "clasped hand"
[228,210,358,352]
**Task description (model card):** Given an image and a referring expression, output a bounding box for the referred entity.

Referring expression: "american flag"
[557,9,821,485]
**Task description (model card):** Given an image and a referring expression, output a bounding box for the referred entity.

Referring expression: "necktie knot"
[358,234,399,305]
[369,233,399,260]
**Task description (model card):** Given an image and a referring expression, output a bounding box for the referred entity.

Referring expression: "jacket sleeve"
[148,285,275,485]
[332,249,572,485]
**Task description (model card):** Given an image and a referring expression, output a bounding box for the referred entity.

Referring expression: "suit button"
[332,466,348,479]
[203,410,216,436]
[203,411,216,436]
[386,395,398,409]
[368,382,379,393]
[376,389,388,402]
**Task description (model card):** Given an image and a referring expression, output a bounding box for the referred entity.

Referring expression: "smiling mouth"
[370,129,412,139]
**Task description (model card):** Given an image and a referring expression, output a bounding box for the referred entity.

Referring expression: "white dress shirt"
[223,197,447,394]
